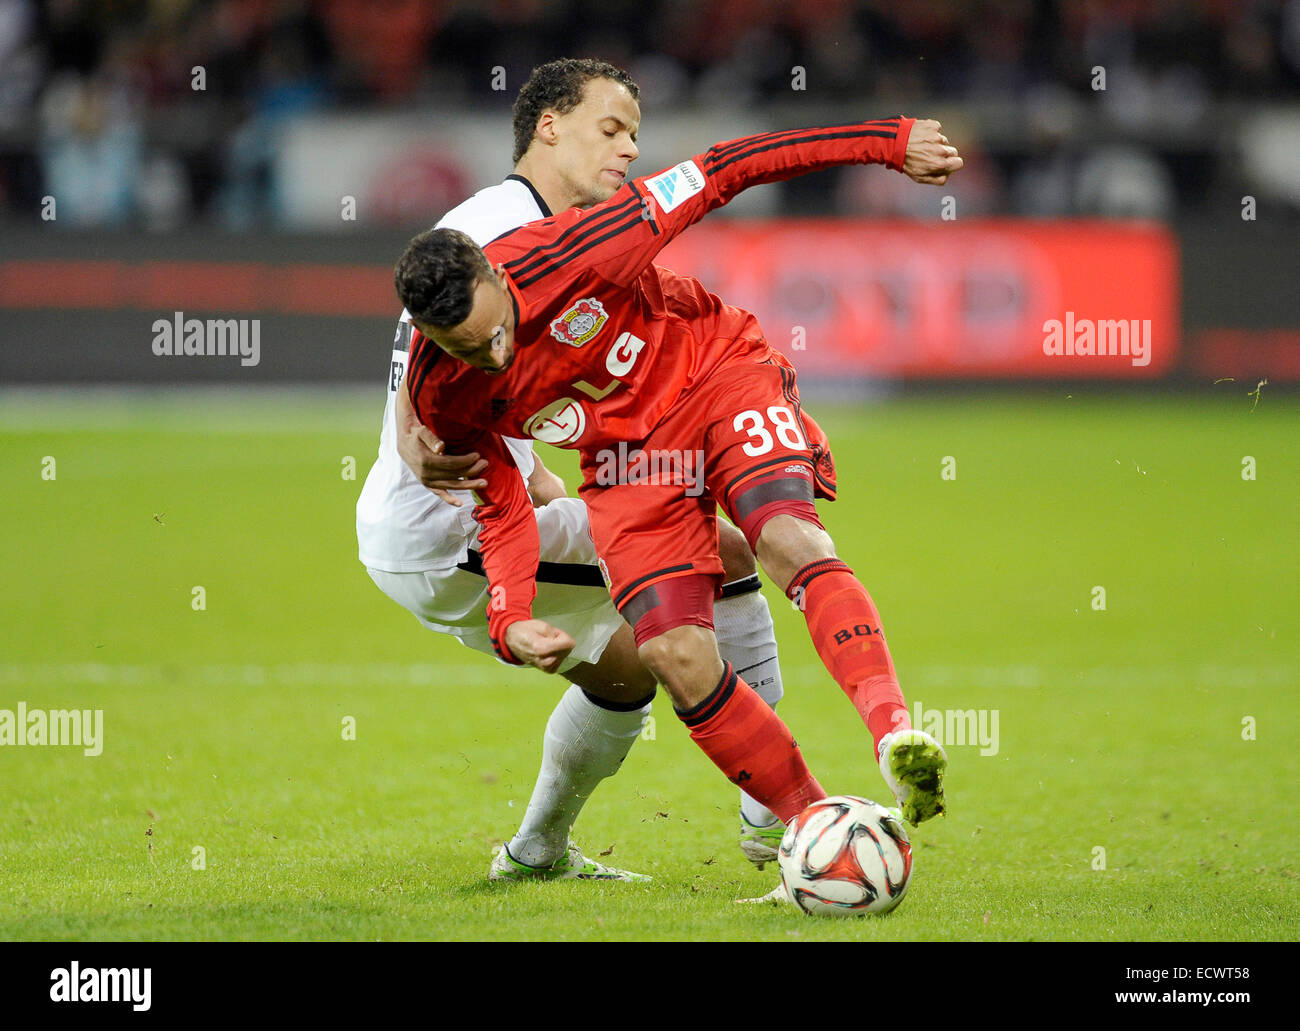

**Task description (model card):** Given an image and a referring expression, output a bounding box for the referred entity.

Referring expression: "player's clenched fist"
[900,118,963,185]
[505,619,576,673]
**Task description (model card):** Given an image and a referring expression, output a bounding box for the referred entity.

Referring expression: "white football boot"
[877,728,948,825]
[739,812,786,869]
[489,842,650,883]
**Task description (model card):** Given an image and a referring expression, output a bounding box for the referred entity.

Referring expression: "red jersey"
[407,117,915,659]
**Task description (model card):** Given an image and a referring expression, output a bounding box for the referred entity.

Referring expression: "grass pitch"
[1,388,1296,941]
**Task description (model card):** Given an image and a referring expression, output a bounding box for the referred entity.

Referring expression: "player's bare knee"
[717,520,757,581]
[637,626,723,708]
[636,631,706,682]
[756,514,837,593]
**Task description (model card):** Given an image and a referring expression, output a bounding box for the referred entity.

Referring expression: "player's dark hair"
[512,58,640,164]
[394,228,493,328]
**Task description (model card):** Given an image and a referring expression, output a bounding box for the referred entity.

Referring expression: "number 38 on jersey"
[733,406,808,456]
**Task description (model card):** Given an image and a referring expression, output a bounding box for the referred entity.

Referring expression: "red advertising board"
[656,219,1179,377]
[0,221,1179,379]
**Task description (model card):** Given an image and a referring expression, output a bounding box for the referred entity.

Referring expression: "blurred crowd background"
[3,0,1300,230]
[2,0,1296,388]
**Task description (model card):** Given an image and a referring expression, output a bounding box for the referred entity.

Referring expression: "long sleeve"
[408,371,539,664]
[499,117,914,292]
[468,432,539,664]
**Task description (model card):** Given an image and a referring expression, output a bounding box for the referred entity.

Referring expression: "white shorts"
[366,498,625,673]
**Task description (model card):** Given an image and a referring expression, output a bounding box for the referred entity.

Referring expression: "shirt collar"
[504,173,553,218]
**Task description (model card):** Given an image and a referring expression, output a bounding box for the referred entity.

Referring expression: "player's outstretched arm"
[552,116,959,288]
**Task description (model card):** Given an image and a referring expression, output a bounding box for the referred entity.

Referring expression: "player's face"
[416,266,516,375]
[550,77,641,208]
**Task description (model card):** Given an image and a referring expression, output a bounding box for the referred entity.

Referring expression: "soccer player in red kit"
[396,116,963,831]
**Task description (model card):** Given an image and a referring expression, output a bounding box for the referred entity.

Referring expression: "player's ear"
[495,263,509,288]
[536,110,558,147]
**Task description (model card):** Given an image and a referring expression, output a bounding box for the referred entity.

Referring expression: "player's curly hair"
[394,228,492,328]
[512,58,640,164]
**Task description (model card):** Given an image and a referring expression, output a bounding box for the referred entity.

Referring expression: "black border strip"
[705,127,898,175]
[503,193,641,279]
[705,119,899,165]
[785,557,852,599]
[677,662,738,726]
[613,563,695,608]
[719,573,762,599]
[505,173,553,217]
[458,549,607,588]
[513,209,648,289]
[721,455,815,502]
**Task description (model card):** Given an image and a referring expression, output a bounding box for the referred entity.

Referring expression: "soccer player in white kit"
[357,59,791,881]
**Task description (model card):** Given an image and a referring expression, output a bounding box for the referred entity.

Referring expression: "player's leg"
[752,513,944,824]
[751,516,906,750]
[710,364,946,824]
[578,451,826,827]
[715,520,786,865]
[479,497,658,879]
[498,621,656,878]
[627,588,824,826]
[365,503,652,881]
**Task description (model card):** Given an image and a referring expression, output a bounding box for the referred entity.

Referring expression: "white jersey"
[356,176,552,572]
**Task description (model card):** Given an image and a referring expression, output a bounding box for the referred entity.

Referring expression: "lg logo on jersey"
[605,332,647,376]
[524,331,648,445]
[575,331,646,399]
[523,397,586,445]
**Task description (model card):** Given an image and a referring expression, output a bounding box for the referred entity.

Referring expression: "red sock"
[676,662,825,824]
[787,558,911,752]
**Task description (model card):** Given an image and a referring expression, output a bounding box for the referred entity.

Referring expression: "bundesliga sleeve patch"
[645,160,706,213]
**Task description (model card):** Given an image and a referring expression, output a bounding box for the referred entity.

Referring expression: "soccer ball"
[778,795,913,916]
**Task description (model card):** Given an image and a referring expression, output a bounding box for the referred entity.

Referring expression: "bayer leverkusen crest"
[549,298,608,347]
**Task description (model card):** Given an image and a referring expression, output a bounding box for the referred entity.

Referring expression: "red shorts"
[578,350,836,630]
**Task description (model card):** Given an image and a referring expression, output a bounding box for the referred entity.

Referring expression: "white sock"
[507,684,650,867]
[715,581,785,828]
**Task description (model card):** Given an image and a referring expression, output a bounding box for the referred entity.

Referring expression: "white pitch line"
[1,662,1292,690]
[0,662,527,688]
